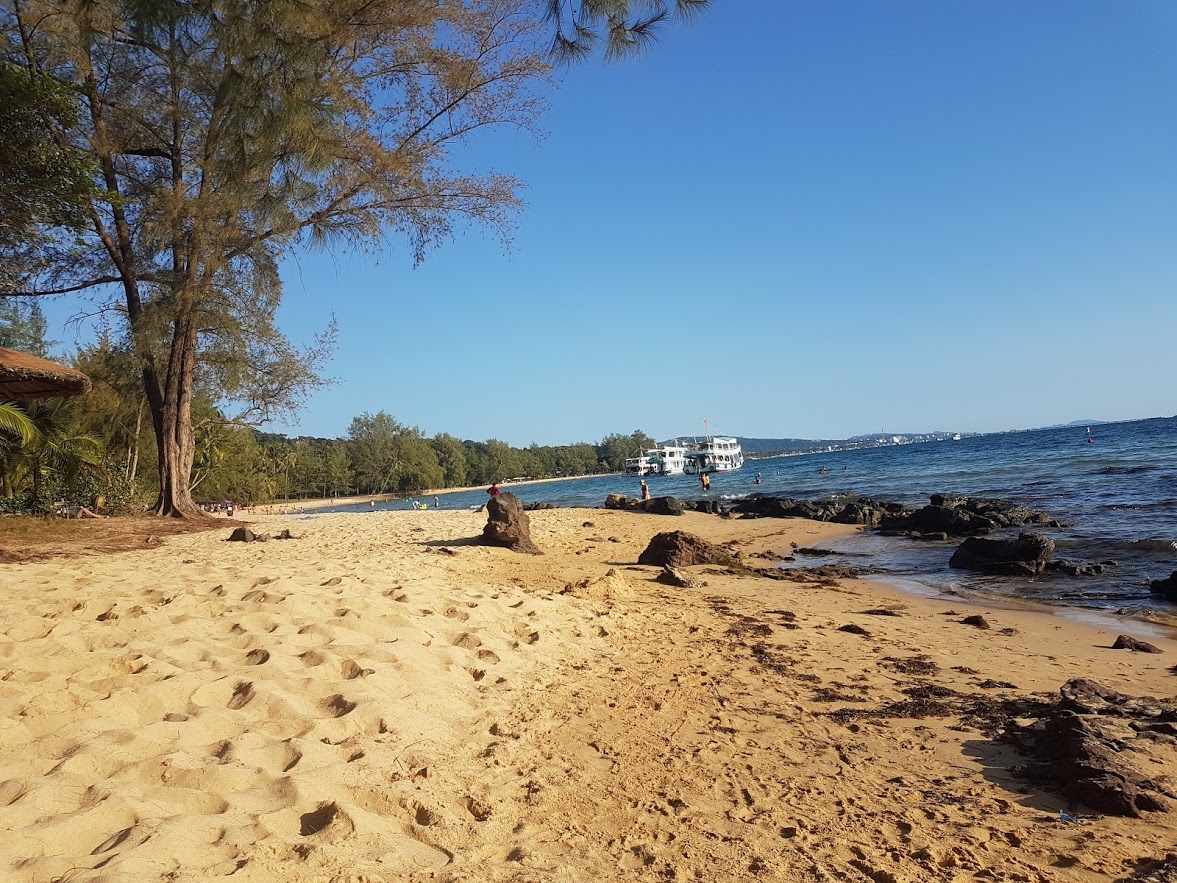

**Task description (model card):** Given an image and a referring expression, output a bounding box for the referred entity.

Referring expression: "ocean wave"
[1053,537,1177,556]
[1097,499,1177,512]
[1095,464,1157,476]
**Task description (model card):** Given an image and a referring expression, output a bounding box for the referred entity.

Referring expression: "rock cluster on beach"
[1004,678,1177,817]
[731,492,1064,538]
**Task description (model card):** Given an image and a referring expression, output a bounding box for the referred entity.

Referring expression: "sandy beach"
[1,508,1174,882]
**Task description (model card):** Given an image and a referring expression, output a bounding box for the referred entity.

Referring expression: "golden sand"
[1,509,1174,881]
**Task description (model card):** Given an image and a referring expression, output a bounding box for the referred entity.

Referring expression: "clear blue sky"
[46,0,1177,445]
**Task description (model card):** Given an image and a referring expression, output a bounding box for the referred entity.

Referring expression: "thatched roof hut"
[0,346,92,400]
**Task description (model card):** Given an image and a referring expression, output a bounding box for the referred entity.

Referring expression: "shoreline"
[277,472,606,511]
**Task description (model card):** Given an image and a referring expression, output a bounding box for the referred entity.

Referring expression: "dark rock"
[1151,571,1177,602]
[795,547,839,557]
[960,615,991,629]
[638,531,737,569]
[656,566,701,588]
[227,527,257,543]
[523,501,555,511]
[481,492,542,555]
[640,496,685,516]
[948,533,1055,575]
[1119,853,1177,882]
[731,493,1054,539]
[604,494,684,516]
[1113,635,1163,654]
[274,529,296,540]
[683,499,726,515]
[582,521,595,528]
[1005,678,1177,817]
[1045,559,1103,577]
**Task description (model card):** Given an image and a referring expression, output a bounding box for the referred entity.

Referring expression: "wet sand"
[1,509,1173,881]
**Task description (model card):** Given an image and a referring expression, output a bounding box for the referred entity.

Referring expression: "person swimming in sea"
[754,473,761,485]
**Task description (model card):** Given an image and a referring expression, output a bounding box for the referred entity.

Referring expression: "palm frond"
[0,402,37,445]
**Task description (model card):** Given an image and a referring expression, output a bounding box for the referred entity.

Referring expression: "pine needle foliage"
[545,0,708,63]
[2,0,552,514]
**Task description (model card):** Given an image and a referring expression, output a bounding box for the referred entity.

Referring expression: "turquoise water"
[322,416,1177,611]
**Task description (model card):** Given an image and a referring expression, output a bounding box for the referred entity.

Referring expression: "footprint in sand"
[443,607,470,622]
[322,694,357,717]
[465,667,486,681]
[511,624,540,644]
[0,780,26,807]
[463,797,492,821]
[340,659,369,679]
[301,649,329,667]
[414,804,439,826]
[91,825,152,856]
[245,648,271,665]
[451,632,482,650]
[299,802,353,837]
[476,649,500,664]
[228,681,255,709]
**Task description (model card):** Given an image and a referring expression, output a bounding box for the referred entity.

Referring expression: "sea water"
[324,416,1177,613]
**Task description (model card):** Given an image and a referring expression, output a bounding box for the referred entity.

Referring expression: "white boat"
[647,444,689,475]
[624,454,657,475]
[683,436,744,474]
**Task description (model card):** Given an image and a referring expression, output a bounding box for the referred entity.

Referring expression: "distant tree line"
[2,306,655,510]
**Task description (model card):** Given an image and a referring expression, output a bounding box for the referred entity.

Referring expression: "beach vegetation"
[544,0,708,64]
[596,430,657,471]
[0,398,106,505]
[0,300,53,358]
[2,0,553,517]
[0,63,96,289]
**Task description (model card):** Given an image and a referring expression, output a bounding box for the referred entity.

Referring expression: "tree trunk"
[127,400,143,482]
[151,314,207,518]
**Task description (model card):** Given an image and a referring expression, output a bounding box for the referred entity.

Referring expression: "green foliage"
[0,398,113,503]
[546,0,708,63]
[0,64,95,286]
[0,300,52,357]
[596,430,656,471]
[430,433,468,488]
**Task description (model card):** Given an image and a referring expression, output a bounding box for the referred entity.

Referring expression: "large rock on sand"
[481,492,542,555]
[638,531,737,568]
[948,532,1055,575]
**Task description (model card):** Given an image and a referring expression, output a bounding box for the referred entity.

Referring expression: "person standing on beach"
[640,479,650,501]
[700,472,710,491]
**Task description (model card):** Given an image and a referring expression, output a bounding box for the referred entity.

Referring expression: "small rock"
[1112,635,1162,654]
[227,527,256,542]
[960,615,991,630]
[656,566,700,589]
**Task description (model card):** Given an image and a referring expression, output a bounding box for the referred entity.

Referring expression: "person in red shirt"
[487,482,500,497]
